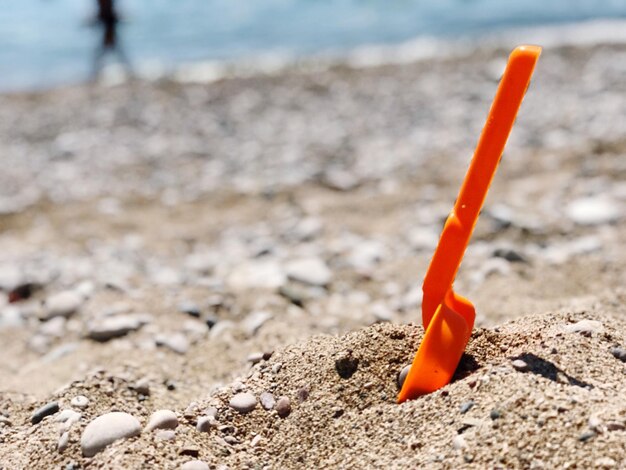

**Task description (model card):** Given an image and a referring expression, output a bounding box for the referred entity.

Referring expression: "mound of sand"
[2,297,625,469]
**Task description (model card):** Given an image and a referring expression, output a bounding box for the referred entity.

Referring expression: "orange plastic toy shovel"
[398,45,541,403]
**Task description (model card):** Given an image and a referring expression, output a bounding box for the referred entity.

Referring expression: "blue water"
[1,0,625,91]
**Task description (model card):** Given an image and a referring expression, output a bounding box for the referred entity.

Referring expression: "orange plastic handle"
[421,45,541,329]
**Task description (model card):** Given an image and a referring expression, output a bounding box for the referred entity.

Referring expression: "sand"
[0,39,625,469]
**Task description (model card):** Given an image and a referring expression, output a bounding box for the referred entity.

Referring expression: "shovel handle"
[422,45,541,328]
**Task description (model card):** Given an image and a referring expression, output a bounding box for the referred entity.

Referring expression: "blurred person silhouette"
[91,0,133,80]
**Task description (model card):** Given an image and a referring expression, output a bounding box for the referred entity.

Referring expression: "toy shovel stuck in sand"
[398,45,541,403]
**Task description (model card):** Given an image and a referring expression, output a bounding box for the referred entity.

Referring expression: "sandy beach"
[0,39,625,469]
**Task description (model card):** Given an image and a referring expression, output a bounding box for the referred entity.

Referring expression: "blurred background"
[1,0,626,91]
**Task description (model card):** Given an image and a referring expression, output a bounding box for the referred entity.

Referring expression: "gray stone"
[259,392,276,411]
[397,365,411,389]
[87,315,148,341]
[81,412,141,457]
[31,401,60,424]
[42,291,83,320]
[285,258,332,286]
[611,347,626,362]
[145,409,179,432]
[181,460,210,470]
[511,359,529,372]
[275,396,291,418]
[58,431,70,453]
[460,401,475,414]
[229,393,257,414]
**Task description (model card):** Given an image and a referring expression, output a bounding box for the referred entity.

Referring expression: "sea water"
[0,0,625,91]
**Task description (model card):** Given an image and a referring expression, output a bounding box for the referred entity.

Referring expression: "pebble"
[155,333,190,354]
[71,395,90,409]
[275,396,291,418]
[145,409,179,432]
[452,434,467,450]
[42,291,83,320]
[178,301,201,318]
[565,319,603,337]
[87,315,147,341]
[132,378,151,396]
[227,260,286,291]
[566,196,620,225]
[493,247,527,263]
[490,409,502,420]
[241,310,272,336]
[511,359,529,372]
[81,412,142,457]
[31,401,60,424]
[284,258,332,286]
[610,347,626,362]
[578,430,596,442]
[247,352,265,364]
[196,415,218,432]
[321,168,359,191]
[155,430,176,441]
[297,386,310,402]
[56,409,82,426]
[594,457,617,468]
[181,461,210,470]
[260,392,276,411]
[58,431,70,453]
[229,393,257,414]
[459,401,475,414]
[397,365,411,389]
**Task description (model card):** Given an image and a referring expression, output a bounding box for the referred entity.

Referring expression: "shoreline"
[2,18,626,96]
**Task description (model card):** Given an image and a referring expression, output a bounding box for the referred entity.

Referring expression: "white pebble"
[145,410,179,432]
[81,412,141,457]
[229,393,257,414]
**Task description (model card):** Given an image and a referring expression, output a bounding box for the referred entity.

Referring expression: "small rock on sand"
[260,392,276,410]
[610,347,626,362]
[58,431,70,453]
[81,412,141,457]
[285,257,332,286]
[31,401,60,424]
[87,315,148,341]
[145,410,179,432]
[42,291,83,320]
[196,415,217,432]
[181,460,210,470]
[397,365,411,389]
[155,333,189,354]
[229,393,257,414]
[71,395,90,409]
[275,396,291,418]
[566,196,620,225]
[511,359,529,372]
[565,320,603,336]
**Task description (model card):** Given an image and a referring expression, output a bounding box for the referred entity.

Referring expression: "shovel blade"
[398,299,474,403]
